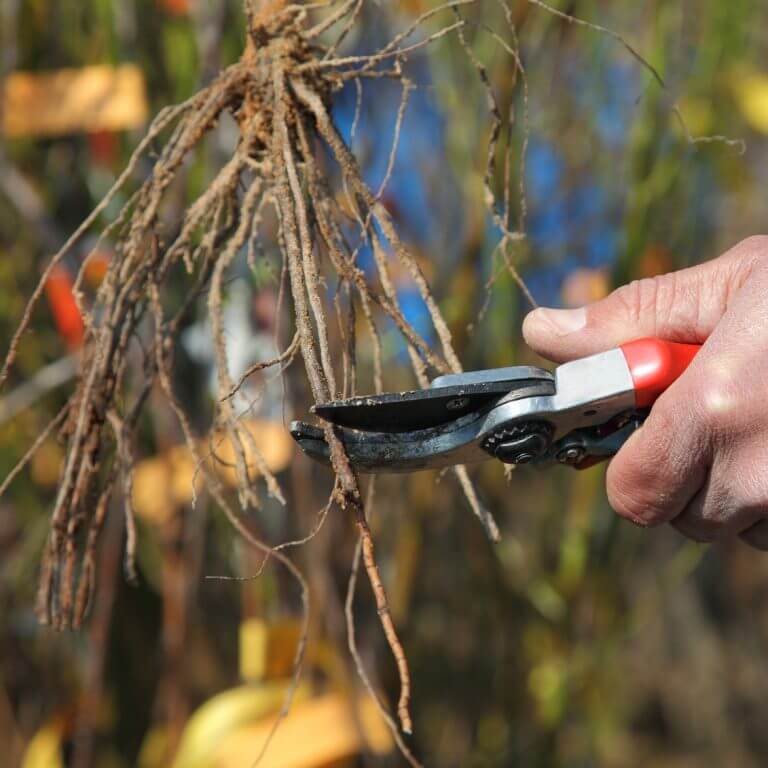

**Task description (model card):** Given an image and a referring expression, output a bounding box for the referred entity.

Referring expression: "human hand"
[522,236,768,549]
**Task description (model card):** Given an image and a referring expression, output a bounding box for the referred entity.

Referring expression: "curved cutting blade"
[290,379,557,472]
[312,366,552,433]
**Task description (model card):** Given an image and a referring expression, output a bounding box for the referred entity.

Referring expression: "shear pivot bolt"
[481,421,553,465]
[556,446,585,465]
[505,448,537,464]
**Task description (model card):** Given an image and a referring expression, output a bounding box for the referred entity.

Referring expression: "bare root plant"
[0,0,745,762]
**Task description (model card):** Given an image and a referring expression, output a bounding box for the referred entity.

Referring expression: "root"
[0,0,745,759]
[346,532,423,767]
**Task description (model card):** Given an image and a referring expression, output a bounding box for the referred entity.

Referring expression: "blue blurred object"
[331,40,462,361]
[330,26,640,333]
[526,141,563,202]
[521,54,639,307]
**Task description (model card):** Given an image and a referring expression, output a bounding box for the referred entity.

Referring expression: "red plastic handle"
[620,338,700,408]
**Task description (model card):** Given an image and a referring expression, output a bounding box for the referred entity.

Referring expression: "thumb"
[522,239,761,363]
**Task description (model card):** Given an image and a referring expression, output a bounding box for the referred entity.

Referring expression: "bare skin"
[522,236,768,550]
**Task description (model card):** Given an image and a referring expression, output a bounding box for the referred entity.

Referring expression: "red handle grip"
[620,338,700,408]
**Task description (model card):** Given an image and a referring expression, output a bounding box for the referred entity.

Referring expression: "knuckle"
[612,274,686,335]
[606,467,669,527]
[737,234,768,254]
[734,464,768,508]
[694,367,742,438]
[676,468,763,544]
[697,386,730,434]
[723,464,768,525]
[606,401,695,528]
[723,235,768,271]
[612,278,663,331]
[606,485,647,525]
[688,500,729,538]
[610,281,643,326]
[644,397,695,458]
[645,396,680,436]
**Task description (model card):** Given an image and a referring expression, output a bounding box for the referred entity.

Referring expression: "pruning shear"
[290,338,700,473]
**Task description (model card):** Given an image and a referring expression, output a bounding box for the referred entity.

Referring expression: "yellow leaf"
[21,719,65,768]
[211,693,392,768]
[169,682,311,768]
[239,618,303,682]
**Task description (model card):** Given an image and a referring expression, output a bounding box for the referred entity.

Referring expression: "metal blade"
[312,366,553,433]
[289,417,486,473]
[291,379,557,473]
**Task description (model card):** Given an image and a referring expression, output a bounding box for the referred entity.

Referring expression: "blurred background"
[2,1,768,766]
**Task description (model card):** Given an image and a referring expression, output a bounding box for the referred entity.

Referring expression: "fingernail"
[528,307,586,336]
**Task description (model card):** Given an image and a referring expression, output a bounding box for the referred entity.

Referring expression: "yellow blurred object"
[21,719,65,768]
[212,419,293,486]
[168,444,201,508]
[560,268,610,308]
[211,693,392,768]
[240,618,303,682]
[150,616,392,768]
[132,452,180,525]
[675,95,713,137]
[132,420,293,523]
[166,686,392,768]
[528,658,567,727]
[3,65,148,138]
[733,71,768,134]
[30,438,64,487]
[169,681,312,768]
